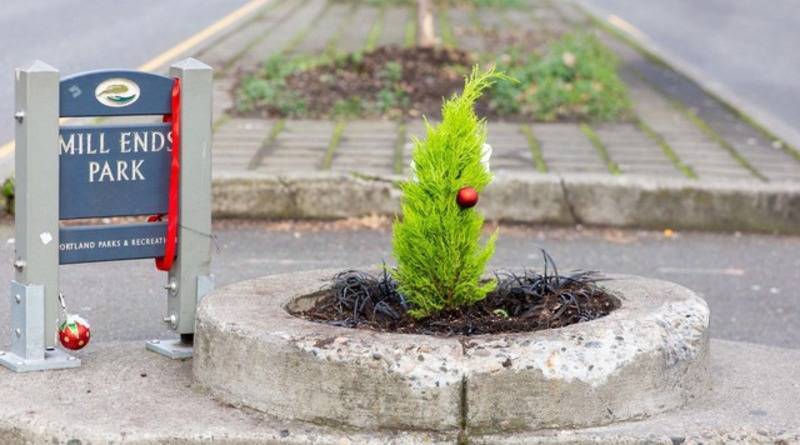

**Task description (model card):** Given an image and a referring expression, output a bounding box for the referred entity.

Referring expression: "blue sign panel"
[59,123,171,220]
[59,222,168,265]
[60,70,172,117]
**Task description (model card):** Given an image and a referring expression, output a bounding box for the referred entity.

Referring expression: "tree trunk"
[417,0,437,47]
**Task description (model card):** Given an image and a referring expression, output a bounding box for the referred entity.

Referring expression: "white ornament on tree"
[410,143,492,181]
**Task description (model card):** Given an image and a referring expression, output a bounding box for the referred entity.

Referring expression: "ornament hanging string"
[178,223,222,253]
[151,78,182,271]
[58,292,68,320]
[57,292,91,351]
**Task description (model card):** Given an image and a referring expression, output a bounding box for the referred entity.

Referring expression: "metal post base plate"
[146,339,193,359]
[0,348,80,372]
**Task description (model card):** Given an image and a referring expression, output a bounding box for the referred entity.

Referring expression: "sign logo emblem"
[95,78,140,108]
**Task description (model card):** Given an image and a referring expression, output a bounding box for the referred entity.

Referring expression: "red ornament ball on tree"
[58,315,91,351]
[457,186,479,208]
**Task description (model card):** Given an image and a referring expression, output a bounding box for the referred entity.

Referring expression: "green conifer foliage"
[392,67,505,319]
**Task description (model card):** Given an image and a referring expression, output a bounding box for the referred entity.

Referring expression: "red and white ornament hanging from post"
[57,293,91,351]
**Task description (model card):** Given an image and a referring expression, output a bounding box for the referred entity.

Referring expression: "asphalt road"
[0,0,252,177]
[582,0,800,150]
[1,220,798,352]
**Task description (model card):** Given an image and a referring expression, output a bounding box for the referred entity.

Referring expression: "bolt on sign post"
[0,59,213,373]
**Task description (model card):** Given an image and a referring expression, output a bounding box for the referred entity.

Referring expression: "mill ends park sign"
[0,58,214,373]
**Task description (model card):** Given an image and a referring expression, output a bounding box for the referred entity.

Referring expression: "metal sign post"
[0,61,71,372]
[148,59,215,359]
[0,58,213,372]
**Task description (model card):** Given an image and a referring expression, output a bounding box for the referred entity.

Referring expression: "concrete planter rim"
[193,268,711,434]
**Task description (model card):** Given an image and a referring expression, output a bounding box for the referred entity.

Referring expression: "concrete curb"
[212,172,800,234]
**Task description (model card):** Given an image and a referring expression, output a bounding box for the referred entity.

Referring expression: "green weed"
[490,32,630,121]
[332,97,367,118]
[322,121,348,169]
[2,177,14,214]
[236,54,324,116]
[377,62,410,114]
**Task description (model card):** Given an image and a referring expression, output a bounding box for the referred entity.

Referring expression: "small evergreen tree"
[392,67,504,319]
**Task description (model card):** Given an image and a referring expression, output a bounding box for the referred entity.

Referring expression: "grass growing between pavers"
[403,9,417,47]
[580,123,621,175]
[212,113,232,133]
[248,119,286,170]
[736,108,800,165]
[393,122,408,174]
[682,109,767,182]
[325,3,359,58]
[438,7,457,47]
[364,5,386,52]
[322,120,348,169]
[635,118,697,179]
[519,125,548,172]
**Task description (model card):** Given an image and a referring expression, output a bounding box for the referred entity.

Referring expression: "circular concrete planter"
[193,269,710,434]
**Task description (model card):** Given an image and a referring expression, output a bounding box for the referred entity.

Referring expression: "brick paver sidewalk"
[197,0,800,184]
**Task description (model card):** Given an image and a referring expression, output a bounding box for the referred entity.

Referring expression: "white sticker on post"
[40,232,53,245]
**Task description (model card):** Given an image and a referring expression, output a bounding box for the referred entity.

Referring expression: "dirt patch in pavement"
[266,46,474,120]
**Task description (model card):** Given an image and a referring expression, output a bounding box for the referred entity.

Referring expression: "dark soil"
[297,262,619,337]
[257,46,478,120]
